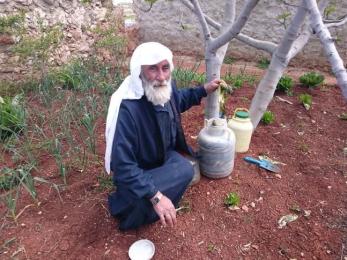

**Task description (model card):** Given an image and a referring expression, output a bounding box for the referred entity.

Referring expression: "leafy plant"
[261,110,275,125]
[96,175,114,192]
[299,72,324,88]
[276,75,294,95]
[224,192,240,207]
[0,95,26,141]
[222,72,256,89]
[299,93,312,110]
[257,57,270,69]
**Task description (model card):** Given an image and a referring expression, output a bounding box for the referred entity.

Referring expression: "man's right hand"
[151,191,177,227]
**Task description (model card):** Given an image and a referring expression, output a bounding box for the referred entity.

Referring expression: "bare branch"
[210,0,260,52]
[222,0,236,27]
[325,14,347,28]
[288,0,329,59]
[236,33,277,54]
[191,0,211,41]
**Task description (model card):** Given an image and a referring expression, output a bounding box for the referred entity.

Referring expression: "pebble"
[259,190,265,195]
[275,174,282,179]
[207,192,210,195]
[327,186,332,189]
[242,205,249,212]
[38,211,42,215]
[252,244,259,250]
[250,202,256,208]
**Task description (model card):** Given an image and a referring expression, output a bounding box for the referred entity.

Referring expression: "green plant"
[276,11,291,28]
[0,95,26,141]
[276,75,294,95]
[257,57,270,69]
[223,56,234,65]
[222,71,256,89]
[0,12,25,34]
[299,93,312,110]
[96,175,114,192]
[299,72,324,88]
[224,192,240,207]
[261,110,275,125]
[172,67,206,88]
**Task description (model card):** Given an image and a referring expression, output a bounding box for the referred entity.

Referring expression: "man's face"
[141,60,172,106]
[141,60,171,84]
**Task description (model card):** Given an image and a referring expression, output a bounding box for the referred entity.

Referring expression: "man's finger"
[165,212,174,227]
[159,214,166,227]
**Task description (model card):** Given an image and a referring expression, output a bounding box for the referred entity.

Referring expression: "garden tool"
[243,156,281,173]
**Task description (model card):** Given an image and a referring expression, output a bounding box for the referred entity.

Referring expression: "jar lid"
[235,110,249,119]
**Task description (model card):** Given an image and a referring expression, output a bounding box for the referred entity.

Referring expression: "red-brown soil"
[1,65,346,259]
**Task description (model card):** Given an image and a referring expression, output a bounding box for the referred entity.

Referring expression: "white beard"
[142,77,172,106]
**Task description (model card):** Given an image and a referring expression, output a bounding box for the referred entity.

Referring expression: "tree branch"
[324,14,347,28]
[236,33,277,54]
[209,0,259,52]
[191,0,211,41]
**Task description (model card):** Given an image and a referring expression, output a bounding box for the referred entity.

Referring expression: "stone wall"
[134,0,347,68]
[0,0,119,81]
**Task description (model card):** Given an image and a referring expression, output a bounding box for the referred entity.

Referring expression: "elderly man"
[105,42,222,230]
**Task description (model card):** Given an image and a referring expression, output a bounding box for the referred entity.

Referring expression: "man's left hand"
[204,78,227,94]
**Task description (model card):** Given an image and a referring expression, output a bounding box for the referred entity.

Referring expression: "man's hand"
[204,78,227,94]
[151,191,177,227]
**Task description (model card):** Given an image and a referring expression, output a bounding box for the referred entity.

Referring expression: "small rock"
[241,205,249,212]
[259,190,265,195]
[343,147,347,156]
[250,202,256,208]
[275,174,282,179]
[327,186,332,189]
[303,210,311,218]
[38,211,42,215]
[301,252,304,257]
[228,206,240,211]
[256,196,263,202]
[311,120,316,123]
[207,192,210,195]
[63,215,67,219]
[21,223,26,227]
[326,250,331,254]
[252,244,259,250]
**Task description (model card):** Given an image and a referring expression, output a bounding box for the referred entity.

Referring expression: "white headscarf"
[104,42,174,174]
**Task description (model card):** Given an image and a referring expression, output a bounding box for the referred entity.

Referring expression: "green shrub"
[257,57,270,69]
[299,72,324,88]
[299,93,312,110]
[0,95,26,141]
[276,75,294,95]
[222,72,256,89]
[224,192,240,207]
[172,67,206,88]
[262,110,275,125]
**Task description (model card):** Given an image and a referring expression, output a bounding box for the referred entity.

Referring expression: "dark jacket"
[109,81,207,213]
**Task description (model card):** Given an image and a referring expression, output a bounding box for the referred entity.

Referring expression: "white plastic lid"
[128,239,155,260]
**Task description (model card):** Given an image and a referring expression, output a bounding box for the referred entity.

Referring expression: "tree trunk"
[306,0,347,100]
[249,1,307,128]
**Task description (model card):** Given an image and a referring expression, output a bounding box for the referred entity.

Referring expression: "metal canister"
[197,118,235,179]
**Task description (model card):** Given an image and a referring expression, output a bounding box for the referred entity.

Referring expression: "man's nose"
[156,69,166,81]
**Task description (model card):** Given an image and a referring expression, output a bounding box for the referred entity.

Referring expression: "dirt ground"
[0,61,347,259]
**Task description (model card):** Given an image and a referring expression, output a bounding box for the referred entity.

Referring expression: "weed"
[298,142,309,153]
[299,72,324,88]
[224,192,240,207]
[96,175,114,192]
[207,243,217,252]
[257,57,270,69]
[276,75,294,95]
[0,12,25,34]
[223,56,234,65]
[298,93,312,110]
[261,110,275,125]
[0,95,26,141]
[172,67,206,88]
[222,71,256,89]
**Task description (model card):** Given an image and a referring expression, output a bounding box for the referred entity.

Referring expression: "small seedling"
[299,93,312,110]
[261,111,275,125]
[257,57,270,69]
[224,192,240,207]
[0,95,26,141]
[276,75,294,95]
[299,72,324,88]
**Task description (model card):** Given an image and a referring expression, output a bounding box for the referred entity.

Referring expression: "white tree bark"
[305,0,347,99]
[249,0,308,128]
